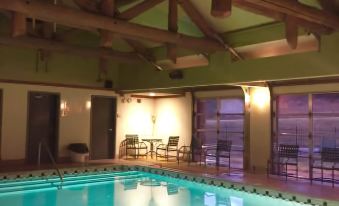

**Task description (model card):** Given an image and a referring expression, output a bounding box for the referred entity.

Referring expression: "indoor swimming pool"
[0,170,319,206]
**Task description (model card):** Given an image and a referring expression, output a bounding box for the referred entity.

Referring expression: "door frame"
[26,91,60,163]
[90,95,117,159]
[0,89,2,160]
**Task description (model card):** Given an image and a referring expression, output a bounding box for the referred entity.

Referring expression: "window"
[273,93,339,179]
[194,97,244,169]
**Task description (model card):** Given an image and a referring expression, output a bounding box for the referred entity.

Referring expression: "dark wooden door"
[90,96,116,160]
[0,90,2,160]
[27,92,59,164]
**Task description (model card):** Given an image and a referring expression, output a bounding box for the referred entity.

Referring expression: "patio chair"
[177,137,203,165]
[204,140,232,170]
[119,134,148,159]
[311,147,339,187]
[177,145,192,164]
[268,144,299,181]
[156,136,179,161]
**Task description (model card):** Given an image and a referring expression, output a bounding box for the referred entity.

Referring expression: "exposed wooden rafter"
[178,0,242,60]
[167,0,178,63]
[98,0,116,81]
[99,0,115,47]
[0,0,223,52]
[74,0,159,69]
[118,0,165,20]
[211,0,232,18]
[11,12,26,37]
[242,0,339,30]
[318,0,339,14]
[285,15,298,49]
[0,36,141,64]
[233,0,333,34]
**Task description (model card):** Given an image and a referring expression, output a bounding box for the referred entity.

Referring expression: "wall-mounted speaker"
[104,80,113,89]
[169,70,184,80]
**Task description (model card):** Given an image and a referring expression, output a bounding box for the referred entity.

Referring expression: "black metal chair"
[268,144,299,180]
[177,145,191,164]
[156,136,179,161]
[311,147,339,187]
[119,134,148,159]
[204,140,232,170]
[177,137,204,165]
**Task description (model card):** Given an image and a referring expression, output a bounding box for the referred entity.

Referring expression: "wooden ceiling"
[0,0,338,75]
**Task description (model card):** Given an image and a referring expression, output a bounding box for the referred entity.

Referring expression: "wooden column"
[211,0,232,17]
[11,12,27,37]
[167,0,178,63]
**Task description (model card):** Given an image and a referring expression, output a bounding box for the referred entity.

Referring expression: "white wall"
[0,82,117,160]
[115,93,192,156]
[115,96,155,156]
[154,93,192,147]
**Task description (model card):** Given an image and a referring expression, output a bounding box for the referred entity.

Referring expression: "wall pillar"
[243,86,271,173]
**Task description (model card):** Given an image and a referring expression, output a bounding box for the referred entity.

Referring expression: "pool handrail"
[37,139,64,188]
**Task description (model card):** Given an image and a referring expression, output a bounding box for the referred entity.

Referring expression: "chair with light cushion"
[124,134,148,159]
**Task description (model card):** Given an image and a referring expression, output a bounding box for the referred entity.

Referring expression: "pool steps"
[0,171,145,195]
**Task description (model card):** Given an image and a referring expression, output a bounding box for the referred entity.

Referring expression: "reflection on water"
[0,172,308,206]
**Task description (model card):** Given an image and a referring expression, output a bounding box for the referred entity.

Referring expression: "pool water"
[0,171,312,206]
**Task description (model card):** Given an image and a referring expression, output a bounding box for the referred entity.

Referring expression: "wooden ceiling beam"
[318,0,339,14]
[285,15,298,49]
[243,0,339,30]
[99,0,115,48]
[11,12,27,37]
[233,0,333,34]
[0,36,141,64]
[167,0,178,63]
[178,0,242,59]
[74,0,157,67]
[0,0,223,52]
[211,0,232,18]
[118,0,165,20]
[73,0,99,13]
[99,0,116,81]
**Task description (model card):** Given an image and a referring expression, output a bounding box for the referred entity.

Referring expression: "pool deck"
[1,159,339,203]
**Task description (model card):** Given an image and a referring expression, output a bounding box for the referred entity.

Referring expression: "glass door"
[193,97,244,169]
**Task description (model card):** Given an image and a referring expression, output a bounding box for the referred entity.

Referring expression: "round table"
[142,138,163,159]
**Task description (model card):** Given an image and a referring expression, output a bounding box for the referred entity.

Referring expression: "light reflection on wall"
[251,87,270,110]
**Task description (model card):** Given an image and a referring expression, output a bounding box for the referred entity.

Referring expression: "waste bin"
[68,143,89,163]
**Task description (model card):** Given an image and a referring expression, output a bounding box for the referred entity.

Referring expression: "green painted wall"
[118,31,339,91]
[0,45,120,88]
[0,15,120,88]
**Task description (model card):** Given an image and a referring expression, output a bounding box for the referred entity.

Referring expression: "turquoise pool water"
[0,171,311,206]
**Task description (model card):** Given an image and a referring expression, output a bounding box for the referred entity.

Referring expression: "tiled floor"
[1,158,338,202]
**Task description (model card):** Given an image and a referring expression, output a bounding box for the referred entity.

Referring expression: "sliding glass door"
[274,93,339,179]
[194,97,244,169]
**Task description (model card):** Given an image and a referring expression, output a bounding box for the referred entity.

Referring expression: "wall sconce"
[251,87,270,109]
[86,100,91,110]
[121,97,132,103]
[60,100,70,117]
[151,115,156,124]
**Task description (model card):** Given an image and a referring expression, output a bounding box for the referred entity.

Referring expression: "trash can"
[68,143,89,163]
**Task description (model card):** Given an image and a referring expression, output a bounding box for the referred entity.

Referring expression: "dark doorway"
[0,90,2,160]
[90,96,116,160]
[27,92,59,164]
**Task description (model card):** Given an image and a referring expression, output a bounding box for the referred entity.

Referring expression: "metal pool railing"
[37,139,63,189]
